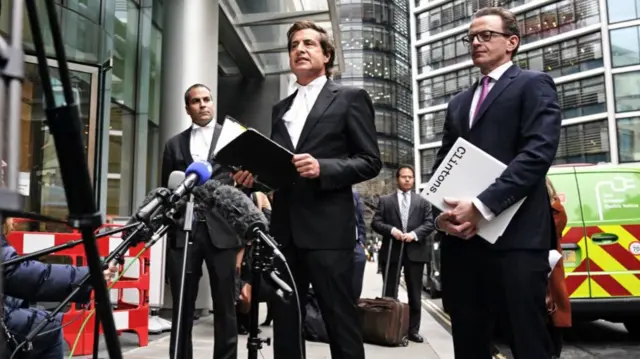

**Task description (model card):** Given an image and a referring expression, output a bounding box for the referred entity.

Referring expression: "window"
[418,67,480,108]
[415,0,531,39]
[379,139,397,166]
[614,71,640,112]
[419,110,446,144]
[152,0,164,28]
[558,76,606,119]
[516,0,600,46]
[55,0,101,24]
[515,32,603,77]
[111,0,140,108]
[617,117,640,162]
[107,104,135,216]
[417,34,469,72]
[416,1,601,74]
[146,122,160,192]
[148,24,163,124]
[17,63,95,231]
[415,0,597,41]
[375,110,413,140]
[554,120,610,164]
[610,26,640,68]
[420,148,439,183]
[607,0,640,24]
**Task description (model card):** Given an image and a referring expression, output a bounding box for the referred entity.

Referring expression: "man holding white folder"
[431,7,561,359]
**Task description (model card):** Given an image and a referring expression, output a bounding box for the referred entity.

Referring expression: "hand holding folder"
[213,116,298,191]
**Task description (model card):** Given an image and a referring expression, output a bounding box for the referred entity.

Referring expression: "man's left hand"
[401,233,415,242]
[444,198,482,226]
[293,153,320,178]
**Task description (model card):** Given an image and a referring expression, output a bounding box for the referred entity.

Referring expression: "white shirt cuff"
[410,231,418,242]
[473,198,495,221]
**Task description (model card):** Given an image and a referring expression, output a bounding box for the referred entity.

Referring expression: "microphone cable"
[66,246,148,359]
[280,259,305,359]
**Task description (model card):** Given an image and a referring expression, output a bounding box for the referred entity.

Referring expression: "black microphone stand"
[173,194,195,359]
[0,0,123,357]
[247,237,273,359]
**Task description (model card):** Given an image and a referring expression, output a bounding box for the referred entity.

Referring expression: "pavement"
[74,261,455,358]
[424,297,640,359]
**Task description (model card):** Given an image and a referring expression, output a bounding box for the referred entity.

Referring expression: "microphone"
[133,161,213,223]
[168,171,186,190]
[168,161,213,202]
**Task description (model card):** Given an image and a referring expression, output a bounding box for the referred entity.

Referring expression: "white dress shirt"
[282,76,327,148]
[190,120,216,162]
[468,61,513,222]
[392,190,419,242]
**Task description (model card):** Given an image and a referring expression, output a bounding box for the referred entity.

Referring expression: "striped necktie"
[401,192,410,232]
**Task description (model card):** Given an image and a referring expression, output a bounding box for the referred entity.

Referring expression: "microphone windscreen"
[185,161,214,186]
[191,179,225,207]
[168,171,185,190]
[211,185,269,239]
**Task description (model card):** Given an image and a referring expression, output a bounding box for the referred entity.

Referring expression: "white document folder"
[421,137,525,244]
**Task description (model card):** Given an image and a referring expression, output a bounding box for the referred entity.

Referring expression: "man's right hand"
[232,170,255,188]
[436,211,478,240]
[391,227,403,240]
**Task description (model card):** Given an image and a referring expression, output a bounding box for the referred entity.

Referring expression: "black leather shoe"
[408,333,424,343]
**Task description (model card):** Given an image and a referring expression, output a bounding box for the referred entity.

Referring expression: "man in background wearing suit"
[431,7,561,359]
[371,165,434,343]
[353,190,368,301]
[233,20,381,359]
[161,84,240,359]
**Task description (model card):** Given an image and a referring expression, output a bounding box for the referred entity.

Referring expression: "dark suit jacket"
[371,192,434,263]
[269,79,382,250]
[353,191,366,245]
[160,123,241,250]
[432,65,561,250]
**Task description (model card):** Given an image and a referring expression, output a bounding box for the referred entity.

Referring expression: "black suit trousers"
[380,254,425,334]
[166,222,238,359]
[441,239,552,359]
[273,246,365,359]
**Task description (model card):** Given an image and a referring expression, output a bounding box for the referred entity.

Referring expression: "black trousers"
[380,258,425,335]
[441,239,552,359]
[166,222,238,359]
[273,247,365,359]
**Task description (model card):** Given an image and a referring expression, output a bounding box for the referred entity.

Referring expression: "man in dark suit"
[233,20,381,359]
[371,165,434,343]
[161,84,240,359]
[431,7,561,359]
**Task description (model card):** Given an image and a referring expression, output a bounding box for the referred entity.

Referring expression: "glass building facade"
[0,0,164,231]
[2,0,344,233]
[411,0,640,188]
[332,0,414,231]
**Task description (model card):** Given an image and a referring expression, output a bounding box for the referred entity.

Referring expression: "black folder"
[214,126,297,191]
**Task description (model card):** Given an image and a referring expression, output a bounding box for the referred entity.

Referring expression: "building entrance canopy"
[219,0,343,76]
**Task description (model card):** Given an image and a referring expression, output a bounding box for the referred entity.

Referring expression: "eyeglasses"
[460,30,512,45]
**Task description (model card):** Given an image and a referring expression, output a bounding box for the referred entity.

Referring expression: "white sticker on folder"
[214,117,247,156]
